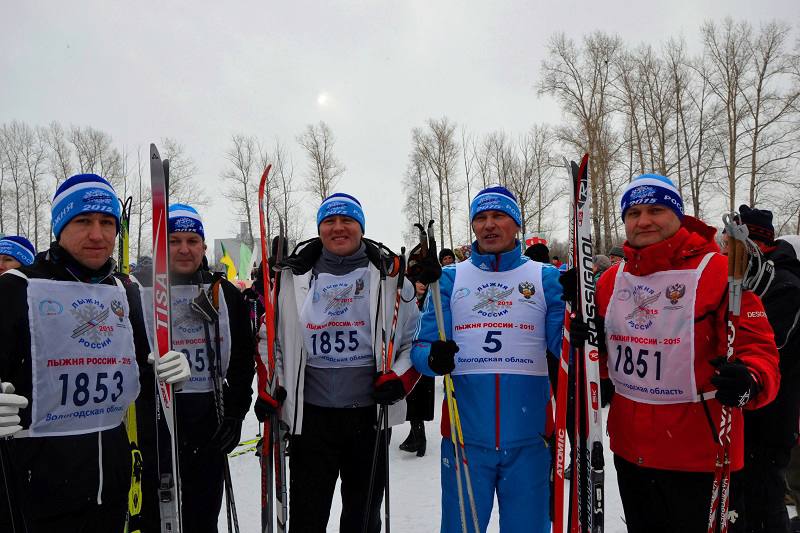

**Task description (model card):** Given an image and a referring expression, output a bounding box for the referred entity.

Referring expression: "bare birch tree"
[221,134,262,247]
[297,121,345,202]
[539,31,623,250]
[742,21,800,206]
[160,137,206,207]
[266,139,304,245]
[701,18,754,211]
[412,117,460,249]
[46,121,73,191]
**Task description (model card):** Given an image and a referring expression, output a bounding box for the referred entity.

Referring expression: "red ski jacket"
[596,216,780,472]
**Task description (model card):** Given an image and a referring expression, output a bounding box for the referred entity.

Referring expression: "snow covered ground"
[222,377,626,532]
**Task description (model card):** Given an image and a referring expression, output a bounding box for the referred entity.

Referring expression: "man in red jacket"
[594,174,780,533]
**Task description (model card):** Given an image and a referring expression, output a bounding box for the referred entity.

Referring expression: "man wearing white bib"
[0,174,190,532]
[411,186,566,533]
[135,203,255,532]
[264,193,419,532]
[592,174,780,532]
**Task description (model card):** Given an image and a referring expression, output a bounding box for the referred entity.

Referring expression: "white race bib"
[25,276,140,437]
[300,268,374,369]
[450,260,548,376]
[605,253,714,404]
[141,284,231,393]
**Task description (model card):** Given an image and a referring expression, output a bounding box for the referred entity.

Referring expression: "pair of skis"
[552,154,605,533]
[150,143,183,533]
[256,165,289,533]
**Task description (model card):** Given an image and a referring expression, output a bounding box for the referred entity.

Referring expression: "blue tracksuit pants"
[440,439,550,533]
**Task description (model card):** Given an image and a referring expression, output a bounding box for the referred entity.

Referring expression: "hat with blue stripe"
[0,235,36,266]
[620,174,684,221]
[317,193,365,233]
[52,174,122,239]
[470,186,522,227]
[168,204,205,239]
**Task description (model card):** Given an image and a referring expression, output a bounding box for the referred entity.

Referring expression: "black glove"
[406,243,442,285]
[559,267,578,308]
[711,359,760,408]
[428,340,459,375]
[567,315,608,353]
[372,372,406,405]
[600,378,615,407]
[253,386,287,423]
[569,316,590,349]
[210,416,244,455]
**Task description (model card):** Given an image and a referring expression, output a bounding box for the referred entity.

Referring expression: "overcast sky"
[2,0,799,253]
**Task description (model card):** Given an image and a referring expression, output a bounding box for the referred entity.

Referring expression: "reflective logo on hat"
[82,191,113,204]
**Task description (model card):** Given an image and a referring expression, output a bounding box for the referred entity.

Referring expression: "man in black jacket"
[0,173,190,532]
[735,205,800,533]
[136,203,255,532]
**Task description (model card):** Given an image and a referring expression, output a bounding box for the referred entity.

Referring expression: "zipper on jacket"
[97,432,103,504]
[494,252,501,450]
[292,351,303,435]
[495,374,501,450]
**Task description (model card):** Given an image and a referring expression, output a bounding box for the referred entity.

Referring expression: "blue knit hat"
[168,204,205,239]
[470,186,522,227]
[620,174,684,221]
[0,235,36,266]
[52,174,121,239]
[317,193,366,233]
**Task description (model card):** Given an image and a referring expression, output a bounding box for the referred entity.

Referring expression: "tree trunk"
[445,172,454,250]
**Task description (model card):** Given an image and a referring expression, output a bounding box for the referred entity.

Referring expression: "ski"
[256,164,280,533]
[119,195,145,533]
[228,445,258,459]
[150,143,183,533]
[553,154,604,532]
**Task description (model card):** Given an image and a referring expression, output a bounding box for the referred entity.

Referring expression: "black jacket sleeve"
[118,274,155,373]
[0,273,33,420]
[219,279,255,420]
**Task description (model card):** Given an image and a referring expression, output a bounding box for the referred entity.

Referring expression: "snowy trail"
[222,377,627,532]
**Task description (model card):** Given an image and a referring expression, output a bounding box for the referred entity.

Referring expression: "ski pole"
[707,213,749,533]
[195,282,240,533]
[363,246,405,533]
[0,378,26,533]
[430,286,481,533]
[416,220,480,533]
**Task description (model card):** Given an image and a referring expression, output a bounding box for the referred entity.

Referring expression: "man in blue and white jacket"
[411,186,565,533]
